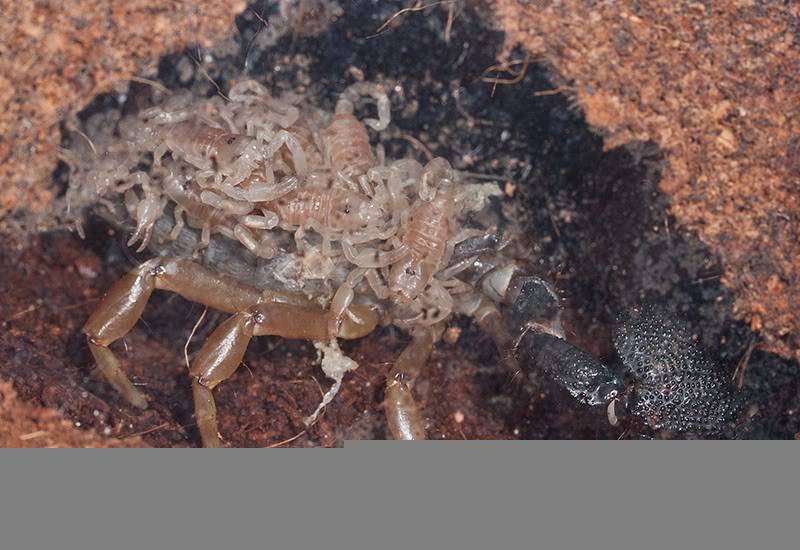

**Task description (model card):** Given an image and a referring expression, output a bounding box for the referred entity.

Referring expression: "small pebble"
[443,326,461,344]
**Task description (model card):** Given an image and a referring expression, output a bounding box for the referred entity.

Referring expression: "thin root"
[129,76,172,95]
[184,307,209,371]
[368,1,455,38]
[733,336,757,390]
[482,56,530,98]
[267,429,307,448]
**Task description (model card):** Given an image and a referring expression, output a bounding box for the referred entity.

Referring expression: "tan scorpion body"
[66,76,518,446]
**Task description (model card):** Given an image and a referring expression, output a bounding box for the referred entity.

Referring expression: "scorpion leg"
[364,268,390,299]
[125,172,165,252]
[85,257,379,445]
[152,143,168,167]
[419,158,454,201]
[83,259,163,409]
[328,267,368,339]
[191,300,378,447]
[170,205,187,240]
[241,211,279,231]
[456,293,519,375]
[233,223,277,259]
[84,258,378,411]
[189,311,256,447]
[264,130,308,177]
[83,258,262,408]
[341,239,408,268]
[384,323,444,440]
[341,82,391,131]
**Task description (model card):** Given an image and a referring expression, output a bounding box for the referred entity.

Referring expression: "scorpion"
[64,76,749,445]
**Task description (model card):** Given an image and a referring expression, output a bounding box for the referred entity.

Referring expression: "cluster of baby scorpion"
[64,70,742,446]
[63,77,535,446]
[63,74,751,444]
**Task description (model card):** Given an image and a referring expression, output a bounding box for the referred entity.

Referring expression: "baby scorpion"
[323,81,390,187]
[67,74,553,446]
[330,157,484,335]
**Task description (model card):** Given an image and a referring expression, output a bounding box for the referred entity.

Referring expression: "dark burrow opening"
[2,1,796,444]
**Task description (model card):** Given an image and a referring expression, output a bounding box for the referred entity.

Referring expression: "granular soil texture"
[494,0,800,362]
[0,380,146,448]
[0,0,245,218]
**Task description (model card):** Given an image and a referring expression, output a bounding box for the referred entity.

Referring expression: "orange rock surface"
[495,0,800,360]
[0,0,245,216]
[0,382,146,447]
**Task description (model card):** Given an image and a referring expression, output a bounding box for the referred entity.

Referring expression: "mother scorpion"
[66,77,748,445]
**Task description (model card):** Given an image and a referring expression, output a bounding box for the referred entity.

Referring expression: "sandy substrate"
[494,0,800,361]
[0,381,146,447]
[0,0,245,217]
